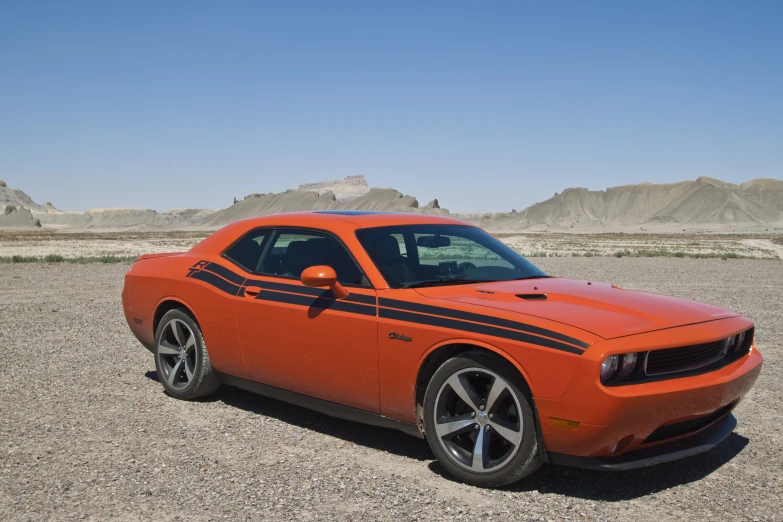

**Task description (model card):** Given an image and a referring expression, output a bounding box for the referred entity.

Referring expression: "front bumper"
[535,316,763,461]
[548,412,736,471]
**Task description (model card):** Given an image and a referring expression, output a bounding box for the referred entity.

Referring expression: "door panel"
[232,228,379,413]
[234,278,379,412]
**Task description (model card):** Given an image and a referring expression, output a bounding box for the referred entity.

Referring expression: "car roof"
[190,211,475,257]
[234,211,471,229]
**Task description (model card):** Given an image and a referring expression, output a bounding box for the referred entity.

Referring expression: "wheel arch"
[414,340,536,431]
[153,297,200,337]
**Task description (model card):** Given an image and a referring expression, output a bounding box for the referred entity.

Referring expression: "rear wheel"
[423,351,542,487]
[154,309,220,400]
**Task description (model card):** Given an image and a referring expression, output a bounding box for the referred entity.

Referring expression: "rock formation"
[298,175,372,201]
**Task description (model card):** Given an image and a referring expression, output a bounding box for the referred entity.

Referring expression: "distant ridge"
[198,187,447,229]
[1,175,780,231]
[466,176,783,232]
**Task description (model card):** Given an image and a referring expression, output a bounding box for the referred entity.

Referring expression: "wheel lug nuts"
[471,412,476,418]
[488,414,493,419]
[474,424,479,430]
[479,405,485,411]
[485,425,491,431]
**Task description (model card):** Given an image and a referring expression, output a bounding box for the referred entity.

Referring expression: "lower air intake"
[643,402,735,444]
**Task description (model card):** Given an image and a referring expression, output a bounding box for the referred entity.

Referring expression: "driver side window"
[258,230,366,286]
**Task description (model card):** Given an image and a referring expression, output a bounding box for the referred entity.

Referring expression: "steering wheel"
[456,262,476,272]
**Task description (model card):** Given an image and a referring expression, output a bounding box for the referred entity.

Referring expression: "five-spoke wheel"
[423,352,541,487]
[434,368,524,473]
[157,318,197,390]
[154,308,220,400]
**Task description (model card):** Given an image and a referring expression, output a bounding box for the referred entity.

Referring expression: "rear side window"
[223,229,271,273]
[259,230,366,286]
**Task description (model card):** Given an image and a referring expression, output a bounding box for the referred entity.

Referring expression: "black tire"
[154,308,220,400]
[423,351,542,487]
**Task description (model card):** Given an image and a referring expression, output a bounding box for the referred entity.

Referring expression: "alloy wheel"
[156,318,197,390]
[433,367,523,473]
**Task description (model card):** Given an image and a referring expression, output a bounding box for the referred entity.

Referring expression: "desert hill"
[466,177,783,232]
[37,207,216,230]
[739,178,783,211]
[0,205,41,228]
[0,179,47,213]
[198,185,445,229]
[1,175,780,232]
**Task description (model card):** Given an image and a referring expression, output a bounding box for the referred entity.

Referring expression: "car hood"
[413,278,737,340]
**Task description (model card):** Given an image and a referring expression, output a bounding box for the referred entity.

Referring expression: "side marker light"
[550,418,580,429]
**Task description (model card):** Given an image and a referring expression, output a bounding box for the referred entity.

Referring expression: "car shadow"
[144,370,748,499]
[144,370,434,462]
[428,432,749,500]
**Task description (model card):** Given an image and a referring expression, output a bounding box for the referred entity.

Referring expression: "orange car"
[122,211,762,487]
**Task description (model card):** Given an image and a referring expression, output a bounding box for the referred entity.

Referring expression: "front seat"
[371,235,417,286]
[304,238,364,285]
[281,241,310,277]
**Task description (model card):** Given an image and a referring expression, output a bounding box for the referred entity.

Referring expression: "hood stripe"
[378,298,589,349]
[380,308,584,355]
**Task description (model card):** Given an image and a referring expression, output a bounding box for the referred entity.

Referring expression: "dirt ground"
[0,259,781,521]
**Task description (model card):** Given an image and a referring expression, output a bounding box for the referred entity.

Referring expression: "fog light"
[611,435,634,455]
[600,355,618,382]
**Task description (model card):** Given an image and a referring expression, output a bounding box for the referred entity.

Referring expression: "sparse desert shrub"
[0,254,136,264]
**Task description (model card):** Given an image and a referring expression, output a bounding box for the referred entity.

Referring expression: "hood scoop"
[516,293,548,301]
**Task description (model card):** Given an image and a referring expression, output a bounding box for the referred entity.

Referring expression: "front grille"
[645,340,727,376]
[643,402,735,444]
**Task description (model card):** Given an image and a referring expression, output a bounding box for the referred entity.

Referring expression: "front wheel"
[423,351,542,487]
[154,309,220,400]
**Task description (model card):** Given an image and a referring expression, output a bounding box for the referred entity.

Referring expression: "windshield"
[355,224,548,288]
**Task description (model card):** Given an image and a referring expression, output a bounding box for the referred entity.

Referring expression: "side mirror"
[300,265,349,299]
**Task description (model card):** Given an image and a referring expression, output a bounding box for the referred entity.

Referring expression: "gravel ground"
[1,258,781,521]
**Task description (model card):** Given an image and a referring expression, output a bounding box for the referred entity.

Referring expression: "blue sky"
[1,1,781,213]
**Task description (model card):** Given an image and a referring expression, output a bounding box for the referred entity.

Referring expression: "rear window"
[223,229,271,273]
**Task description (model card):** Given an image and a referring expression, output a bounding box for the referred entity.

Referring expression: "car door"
[231,228,380,413]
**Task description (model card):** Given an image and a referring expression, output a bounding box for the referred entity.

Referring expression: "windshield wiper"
[509,275,552,281]
[401,279,493,289]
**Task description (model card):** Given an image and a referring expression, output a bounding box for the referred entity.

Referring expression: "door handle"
[243,286,261,298]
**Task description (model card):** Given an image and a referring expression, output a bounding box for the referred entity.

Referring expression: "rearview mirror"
[300,265,349,299]
[416,235,451,248]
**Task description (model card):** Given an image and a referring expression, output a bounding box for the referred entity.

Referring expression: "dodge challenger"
[122,211,762,487]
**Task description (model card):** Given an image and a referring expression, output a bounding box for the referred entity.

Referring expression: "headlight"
[618,352,638,378]
[735,331,746,351]
[726,335,737,352]
[600,355,618,381]
[601,352,642,383]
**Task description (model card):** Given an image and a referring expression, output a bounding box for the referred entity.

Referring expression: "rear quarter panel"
[122,254,249,378]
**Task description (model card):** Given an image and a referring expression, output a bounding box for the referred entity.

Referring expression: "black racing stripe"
[256,290,376,317]
[379,308,584,355]
[244,278,376,305]
[345,293,377,306]
[379,298,589,349]
[198,261,376,306]
[190,269,241,296]
[205,262,247,286]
